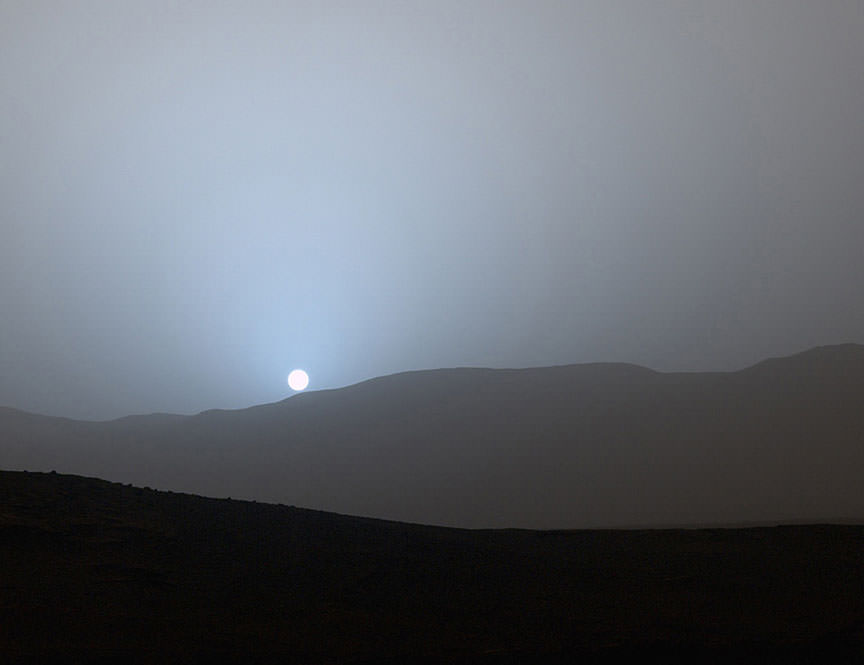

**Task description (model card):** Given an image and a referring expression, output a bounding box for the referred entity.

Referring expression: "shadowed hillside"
[2,344,864,528]
[2,470,864,664]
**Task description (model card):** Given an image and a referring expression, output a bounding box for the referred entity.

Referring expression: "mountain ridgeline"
[2,344,864,528]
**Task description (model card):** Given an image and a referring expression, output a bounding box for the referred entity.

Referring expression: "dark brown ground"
[2,470,864,664]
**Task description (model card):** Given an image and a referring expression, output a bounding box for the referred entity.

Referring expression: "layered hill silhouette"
[3,344,864,528]
[2,470,864,663]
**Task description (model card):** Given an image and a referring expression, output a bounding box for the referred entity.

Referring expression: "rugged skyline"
[4,344,863,529]
[2,1,864,419]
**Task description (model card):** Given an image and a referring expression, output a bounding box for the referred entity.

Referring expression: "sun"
[287,369,309,391]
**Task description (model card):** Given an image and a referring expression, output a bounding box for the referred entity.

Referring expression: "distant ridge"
[2,344,864,529]
[741,342,864,371]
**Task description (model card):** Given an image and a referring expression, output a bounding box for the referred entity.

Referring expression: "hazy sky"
[2,1,863,419]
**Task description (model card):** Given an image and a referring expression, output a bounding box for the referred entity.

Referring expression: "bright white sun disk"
[288,369,309,391]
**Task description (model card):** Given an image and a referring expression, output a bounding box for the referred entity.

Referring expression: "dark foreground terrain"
[2,471,864,663]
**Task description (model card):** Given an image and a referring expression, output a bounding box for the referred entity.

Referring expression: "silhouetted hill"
[2,470,864,664]
[3,344,864,528]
